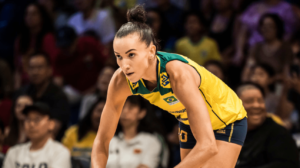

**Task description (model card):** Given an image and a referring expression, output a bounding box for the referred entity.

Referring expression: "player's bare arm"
[91,68,131,168]
[166,60,218,167]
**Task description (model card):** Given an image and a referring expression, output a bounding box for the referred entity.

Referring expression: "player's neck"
[142,56,158,87]
[30,135,51,151]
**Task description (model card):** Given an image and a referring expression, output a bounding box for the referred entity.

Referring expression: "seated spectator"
[14,3,58,89]
[175,11,221,66]
[37,0,70,28]
[250,63,280,113]
[16,53,70,141]
[235,82,299,168]
[0,59,13,96]
[204,60,226,83]
[63,98,105,162]
[55,26,109,101]
[68,0,116,45]
[79,64,117,119]
[146,8,177,52]
[243,14,294,81]
[3,95,33,153]
[234,0,298,64]
[208,0,236,56]
[2,102,71,168]
[107,96,168,168]
[0,78,12,128]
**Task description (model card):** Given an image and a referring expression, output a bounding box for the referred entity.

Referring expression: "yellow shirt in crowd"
[62,125,97,158]
[175,36,221,65]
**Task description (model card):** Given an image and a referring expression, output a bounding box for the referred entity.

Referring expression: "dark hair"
[29,52,52,66]
[115,95,163,135]
[0,119,4,135]
[115,5,160,52]
[0,77,3,100]
[252,63,275,91]
[19,3,54,54]
[77,97,107,141]
[236,82,265,98]
[258,13,284,40]
[4,94,33,146]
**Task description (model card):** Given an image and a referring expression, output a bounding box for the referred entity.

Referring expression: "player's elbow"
[207,144,218,156]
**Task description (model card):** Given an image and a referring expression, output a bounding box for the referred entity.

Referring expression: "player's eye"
[116,55,122,59]
[129,53,135,58]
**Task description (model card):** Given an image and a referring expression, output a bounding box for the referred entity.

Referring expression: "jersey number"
[178,129,188,142]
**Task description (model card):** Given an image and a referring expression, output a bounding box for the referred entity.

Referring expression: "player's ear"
[149,44,156,60]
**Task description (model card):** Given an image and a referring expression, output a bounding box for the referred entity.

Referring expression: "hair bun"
[127,5,147,24]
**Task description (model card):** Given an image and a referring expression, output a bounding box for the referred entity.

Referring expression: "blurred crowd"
[0,0,300,167]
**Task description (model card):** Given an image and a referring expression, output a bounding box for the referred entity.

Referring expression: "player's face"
[114,33,155,83]
[97,66,115,92]
[24,111,54,140]
[120,102,146,128]
[15,96,33,121]
[240,89,267,130]
[91,101,105,130]
[250,67,271,88]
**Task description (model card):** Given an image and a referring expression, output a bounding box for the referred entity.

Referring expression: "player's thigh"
[202,140,242,168]
[180,148,192,160]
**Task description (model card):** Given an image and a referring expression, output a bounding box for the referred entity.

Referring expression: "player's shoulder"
[109,68,131,93]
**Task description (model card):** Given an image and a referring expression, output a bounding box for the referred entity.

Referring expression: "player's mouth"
[126,72,134,76]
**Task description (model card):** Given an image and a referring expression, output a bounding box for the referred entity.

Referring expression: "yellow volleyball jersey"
[175,36,221,66]
[126,51,247,130]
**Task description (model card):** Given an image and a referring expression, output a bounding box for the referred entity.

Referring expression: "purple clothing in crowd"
[241,1,298,46]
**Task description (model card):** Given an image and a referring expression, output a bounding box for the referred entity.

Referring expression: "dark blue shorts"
[178,117,247,149]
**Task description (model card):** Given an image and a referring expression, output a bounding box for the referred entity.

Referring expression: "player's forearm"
[91,138,109,168]
[175,143,218,168]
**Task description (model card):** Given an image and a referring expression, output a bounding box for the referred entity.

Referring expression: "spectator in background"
[146,8,177,52]
[250,64,279,114]
[54,26,109,103]
[153,0,184,36]
[37,0,70,28]
[2,102,71,168]
[107,96,168,168]
[14,3,58,89]
[0,120,4,166]
[234,0,298,65]
[243,14,294,81]
[0,59,13,96]
[63,98,105,163]
[3,95,33,153]
[68,0,116,46]
[176,11,221,66]
[16,53,70,141]
[0,78,12,128]
[204,60,226,82]
[208,0,235,54]
[236,82,299,168]
[79,63,117,120]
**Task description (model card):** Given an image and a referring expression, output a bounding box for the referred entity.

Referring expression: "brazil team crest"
[163,96,179,105]
[160,72,171,88]
[130,82,139,90]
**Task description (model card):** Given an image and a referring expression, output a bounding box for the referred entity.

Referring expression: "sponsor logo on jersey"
[169,108,186,114]
[176,115,188,122]
[130,82,139,90]
[160,72,171,88]
[163,96,179,105]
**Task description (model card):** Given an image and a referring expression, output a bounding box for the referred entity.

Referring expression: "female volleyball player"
[92,5,247,168]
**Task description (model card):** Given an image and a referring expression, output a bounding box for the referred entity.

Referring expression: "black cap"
[56,26,77,48]
[22,102,52,118]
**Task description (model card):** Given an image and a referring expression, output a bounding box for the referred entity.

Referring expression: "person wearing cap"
[2,102,71,168]
[54,26,109,102]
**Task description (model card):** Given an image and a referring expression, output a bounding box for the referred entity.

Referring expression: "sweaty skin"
[91,33,241,168]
